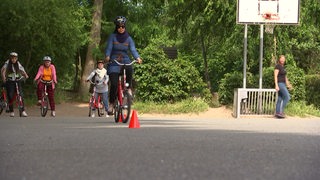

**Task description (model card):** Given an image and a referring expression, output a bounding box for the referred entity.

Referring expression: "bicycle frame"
[111,59,137,123]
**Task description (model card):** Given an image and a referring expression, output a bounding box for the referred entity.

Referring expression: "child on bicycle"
[34,56,58,117]
[86,59,109,117]
[1,52,29,117]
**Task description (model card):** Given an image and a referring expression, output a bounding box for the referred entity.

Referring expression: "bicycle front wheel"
[121,90,131,123]
[97,101,105,117]
[114,99,121,123]
[40,96,49,117]
[17,95,24,117]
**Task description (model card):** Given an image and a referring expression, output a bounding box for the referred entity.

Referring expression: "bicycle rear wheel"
[88,97,95,117]
[121,90,131,123]
[40,96,49,117]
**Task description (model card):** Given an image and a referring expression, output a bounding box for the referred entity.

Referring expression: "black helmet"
[114,16,127,26]
[97,59,104,64]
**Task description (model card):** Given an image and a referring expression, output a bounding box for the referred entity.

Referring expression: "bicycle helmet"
[10,52,18,57]
[97,59,104,64]
[114,16,127,26]
[43,56,52,61]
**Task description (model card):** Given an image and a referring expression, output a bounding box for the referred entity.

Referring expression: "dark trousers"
[37,82,55,111]
[5,81,25,112]
[109,66,133,104]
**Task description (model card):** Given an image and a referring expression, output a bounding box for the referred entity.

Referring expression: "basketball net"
[262,13,279,34]
[265,24,275,34]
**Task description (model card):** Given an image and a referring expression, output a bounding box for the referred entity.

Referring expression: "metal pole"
[259,24,264,89]
[243,24,248,89]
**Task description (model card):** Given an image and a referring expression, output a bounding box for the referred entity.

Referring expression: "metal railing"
[233,88,277,118]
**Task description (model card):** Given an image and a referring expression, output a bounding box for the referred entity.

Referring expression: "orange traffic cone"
[129,110,140,128]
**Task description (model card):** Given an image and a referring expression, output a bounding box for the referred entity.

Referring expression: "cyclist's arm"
[128,37,140,60]
[86,71,96,82]
[51,64,58,84]
[1,62,8,82]
[105,34,115,63]
[18,62,28,79]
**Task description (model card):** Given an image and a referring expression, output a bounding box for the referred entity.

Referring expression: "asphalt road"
[0,115,319,180]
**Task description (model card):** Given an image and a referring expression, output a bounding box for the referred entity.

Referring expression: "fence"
[233,88,277,118]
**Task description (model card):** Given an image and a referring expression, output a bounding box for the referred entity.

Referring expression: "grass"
[133,98,209,114]
[286,101,320,117]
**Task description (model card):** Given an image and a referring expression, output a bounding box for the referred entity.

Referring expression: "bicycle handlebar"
[7,76,26,82]
[110,59,138,66]
[87,79,104,86]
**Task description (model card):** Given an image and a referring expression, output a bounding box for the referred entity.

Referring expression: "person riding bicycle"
[1,52,29,117]
[34,56,58,117]
[86,59,109,117]
[104,16,142,115]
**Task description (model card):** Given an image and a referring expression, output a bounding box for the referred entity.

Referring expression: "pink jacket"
[34,64,57,89]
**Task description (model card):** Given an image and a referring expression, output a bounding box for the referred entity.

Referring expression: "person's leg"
[102,92,109,111]
[275,92,283,115]
[108,73,119,104]
[37,82,45,104]
[278,82,291,114]
[6,82,15,113]
[47,85,55,116]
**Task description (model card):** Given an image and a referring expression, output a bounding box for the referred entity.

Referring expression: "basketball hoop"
[265,24,276,34]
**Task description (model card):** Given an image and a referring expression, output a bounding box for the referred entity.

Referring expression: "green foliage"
[218,71,256,105]
[305,75,320,109]
[286,65,306,101]
[134,43,211,103]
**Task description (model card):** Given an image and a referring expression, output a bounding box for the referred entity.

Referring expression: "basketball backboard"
[237,0,300,25]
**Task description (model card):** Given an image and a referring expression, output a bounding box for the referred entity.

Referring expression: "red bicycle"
[88,79,105,117]
[111,59,137,123]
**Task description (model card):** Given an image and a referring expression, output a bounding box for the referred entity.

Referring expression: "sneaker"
[51,111,56,117]
[91,112,95,118]
[105,114,109,117]
[275,113,284,118]
[21,111,28,117]
[37,100,41,106]
[108,104,114,115]
[10,112,14,117]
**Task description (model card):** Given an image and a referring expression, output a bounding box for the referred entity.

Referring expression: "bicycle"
[111,59,137,123]
[88,79,105,117]
[0,85,8,115]
[39,79,53,117]
[6,76,26,117]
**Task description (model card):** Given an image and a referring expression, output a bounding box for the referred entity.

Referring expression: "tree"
[79,0,103,99]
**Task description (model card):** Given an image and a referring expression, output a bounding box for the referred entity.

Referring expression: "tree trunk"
[79,0,103,100]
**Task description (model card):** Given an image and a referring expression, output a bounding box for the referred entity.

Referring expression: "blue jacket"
[105,33,140,74]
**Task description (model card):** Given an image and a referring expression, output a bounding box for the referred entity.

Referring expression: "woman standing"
[274,55,292,118]
[34,56,57,117]
[104,16,142,115]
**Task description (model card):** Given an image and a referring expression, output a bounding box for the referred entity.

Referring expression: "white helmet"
[43,56,52,61]
[10,52,18,57]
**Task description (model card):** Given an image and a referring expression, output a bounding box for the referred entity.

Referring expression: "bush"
[305,74,320,109]
[134,44,211,103]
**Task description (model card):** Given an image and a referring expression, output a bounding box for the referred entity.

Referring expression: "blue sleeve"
[128,37,140,59]
[105,34,115,57]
